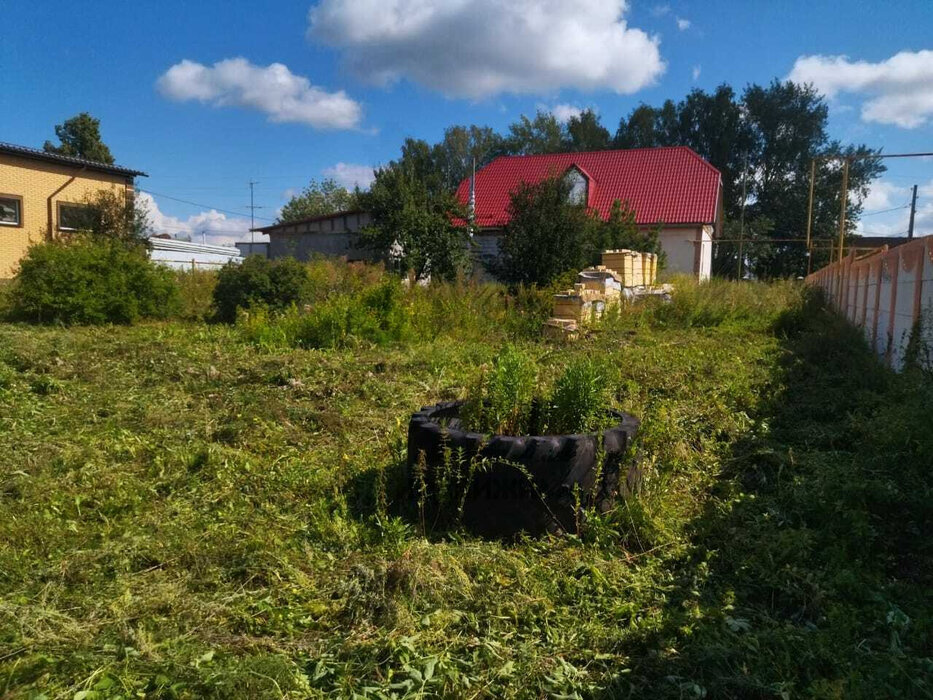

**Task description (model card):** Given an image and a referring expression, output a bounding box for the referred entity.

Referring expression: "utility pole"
[907,184,918,239]
[837,158,849,263]
[806,158,816,275]
[737,152,747,280]
[247,180,263,246]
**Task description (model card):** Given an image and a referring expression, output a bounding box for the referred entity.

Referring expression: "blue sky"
[3,0,932,243]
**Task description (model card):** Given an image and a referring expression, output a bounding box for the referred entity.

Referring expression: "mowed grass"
[0,278,930,698]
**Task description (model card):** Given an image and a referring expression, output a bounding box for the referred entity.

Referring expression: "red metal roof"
[456,146,721,228]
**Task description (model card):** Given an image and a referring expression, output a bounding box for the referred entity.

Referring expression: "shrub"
[172,269,217,322]
[237,278,412,350]
[8,237,178,325]
[462,348,614,436]
[549,357,611,434]
[212,256,310,322]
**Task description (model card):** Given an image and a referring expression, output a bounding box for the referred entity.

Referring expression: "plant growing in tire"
[406,346,640,538]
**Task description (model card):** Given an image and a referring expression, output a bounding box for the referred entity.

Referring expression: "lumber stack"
[543,249,660,338]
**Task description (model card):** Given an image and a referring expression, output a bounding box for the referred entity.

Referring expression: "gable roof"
[455,146,720,228]
[0,141,147,178]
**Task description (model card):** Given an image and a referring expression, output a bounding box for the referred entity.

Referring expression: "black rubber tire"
[407,401,640,537]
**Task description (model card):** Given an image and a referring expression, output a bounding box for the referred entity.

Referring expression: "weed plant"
[1,275,930,698]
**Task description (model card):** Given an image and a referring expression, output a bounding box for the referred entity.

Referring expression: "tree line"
[284,80,884,281]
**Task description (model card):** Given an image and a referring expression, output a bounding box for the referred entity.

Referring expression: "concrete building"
[0,142,146,278]
[455,147,723,281]
[250,210,374,262]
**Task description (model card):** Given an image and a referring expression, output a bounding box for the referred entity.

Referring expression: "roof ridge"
[0,141,147,177]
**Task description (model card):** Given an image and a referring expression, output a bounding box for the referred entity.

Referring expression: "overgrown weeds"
[0,276,930,698]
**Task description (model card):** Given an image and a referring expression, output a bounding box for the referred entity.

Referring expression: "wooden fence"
[805,236,933,371]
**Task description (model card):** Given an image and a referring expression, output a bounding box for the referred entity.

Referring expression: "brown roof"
[0,141,147,178]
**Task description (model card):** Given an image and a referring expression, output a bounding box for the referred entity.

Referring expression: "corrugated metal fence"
[806,236,933,371]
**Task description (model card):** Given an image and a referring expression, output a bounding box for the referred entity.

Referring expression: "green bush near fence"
[6,236,179,325]
[212,255,311,322]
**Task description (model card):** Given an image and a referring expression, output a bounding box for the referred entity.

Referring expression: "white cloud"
[156,58,363,129]
[138,192,264,246]
[323,162,376,189]
[692,65,701,81]
[307,0,665,98]
[650,4,670,17]
[853,179,933,237]
[788,50,933,128]
[548,103,584,123]
[676,17,690,30]
[861,180,907,213]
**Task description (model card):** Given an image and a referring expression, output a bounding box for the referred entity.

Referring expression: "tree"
[360,140,472,281]
[504,111,565,155]
[612,81,884,277]
[593,200,664,265]
[564,109,611,152]
[80,189,151,244]
[277,178,361,223]
[494,175,595,286]
[433,125,506,190]
[43,112,115,164]
[742,82,884,277]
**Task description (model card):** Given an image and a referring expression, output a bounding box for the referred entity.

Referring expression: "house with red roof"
[455,146,723,280]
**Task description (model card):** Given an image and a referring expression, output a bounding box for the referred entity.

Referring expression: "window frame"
[564,167,588,206]
[56,201,94,233]
[0,194,24,228]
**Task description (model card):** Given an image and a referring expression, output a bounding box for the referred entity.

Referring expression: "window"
[565,168,588,205]
[58,203,94,232]
[0,195,22,227]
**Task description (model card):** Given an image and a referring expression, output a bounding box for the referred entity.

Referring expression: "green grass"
[0,277,930,698]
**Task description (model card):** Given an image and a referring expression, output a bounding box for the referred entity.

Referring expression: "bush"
[8,237,178,325]
[549,356,611,434]
[212,256,310,322]
[461,348,613,436]
[172,269,217,322]
[237,278,412,350]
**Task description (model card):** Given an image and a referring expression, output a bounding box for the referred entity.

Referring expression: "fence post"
[885,250,900,366]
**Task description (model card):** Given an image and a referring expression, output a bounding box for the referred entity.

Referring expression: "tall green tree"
[613,81,884,277]
[43,112,115,164]
[743,82,883,277]
[360,140,471,281]
[494,175,595,286]
[432,125,506,190]
[564,109,611,152]
[504,111,566,155]
[277,178,361,223]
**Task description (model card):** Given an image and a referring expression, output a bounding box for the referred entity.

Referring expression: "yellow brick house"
[0,142,146,278]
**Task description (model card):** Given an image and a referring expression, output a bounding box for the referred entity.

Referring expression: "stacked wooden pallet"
[600,249,658,288]
[544,250,659,338]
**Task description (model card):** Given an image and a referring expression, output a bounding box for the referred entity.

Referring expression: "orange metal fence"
[805,236,933,371]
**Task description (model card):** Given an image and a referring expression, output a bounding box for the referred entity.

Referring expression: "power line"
[138,188,275,222]
[861,204,910,217]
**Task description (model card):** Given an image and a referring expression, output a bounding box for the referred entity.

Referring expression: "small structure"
[148,237,242,270]
[250,210,375,262]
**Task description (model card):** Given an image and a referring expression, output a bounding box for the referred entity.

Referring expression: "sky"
[2,0,932,244]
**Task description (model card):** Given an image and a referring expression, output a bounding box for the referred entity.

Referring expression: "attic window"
[565,167,588,205]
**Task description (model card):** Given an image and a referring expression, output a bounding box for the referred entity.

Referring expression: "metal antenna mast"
[247,180,264,245]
